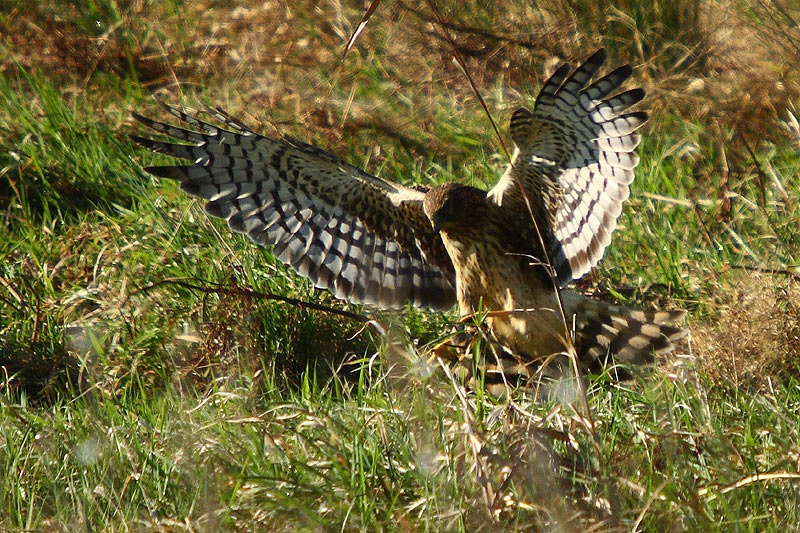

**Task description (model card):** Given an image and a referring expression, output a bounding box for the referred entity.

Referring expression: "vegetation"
[1,0,799,530]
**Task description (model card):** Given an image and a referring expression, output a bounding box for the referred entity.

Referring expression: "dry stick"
[742,140,767,210]
[698,472,800,501]
[0,273,25,308]
[726,263,800,281]
[742,138,794,254]
[396,0,540,50]
[640,192,695,208]
[716,142,732,222]
[691,203,715,248]
[126,279,371,324]
[423,0,593,432]
[766,159,791,204]
[342,0,383,58]
[630,482,668,532]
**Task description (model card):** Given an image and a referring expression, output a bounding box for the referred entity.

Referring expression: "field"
[2,0,800,530]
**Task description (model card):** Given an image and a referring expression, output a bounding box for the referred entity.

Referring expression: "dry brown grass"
[5,1,797,148]
[693,272,800,389]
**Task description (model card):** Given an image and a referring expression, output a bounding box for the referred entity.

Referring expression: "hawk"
[133,49,685,388]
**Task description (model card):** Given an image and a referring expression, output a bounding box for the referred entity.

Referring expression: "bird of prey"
[133,48,685,388]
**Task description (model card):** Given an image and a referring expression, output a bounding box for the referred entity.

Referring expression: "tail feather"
[566,294,687,376]
[447,294,687,395]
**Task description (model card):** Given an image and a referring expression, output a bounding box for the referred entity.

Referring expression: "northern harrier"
[133,49,685,387]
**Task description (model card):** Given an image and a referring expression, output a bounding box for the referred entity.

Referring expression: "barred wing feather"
[488,49,647,286]
[132,103,456,310]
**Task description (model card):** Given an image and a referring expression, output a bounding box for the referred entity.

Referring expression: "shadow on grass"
[0,339,83,404]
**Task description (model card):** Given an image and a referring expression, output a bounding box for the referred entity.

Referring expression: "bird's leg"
[428,325,478,363]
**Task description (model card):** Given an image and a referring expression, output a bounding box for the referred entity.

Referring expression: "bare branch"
[127,278,372,323]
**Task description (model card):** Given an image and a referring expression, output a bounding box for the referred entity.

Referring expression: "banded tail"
[452,293,686,396]
[563,292,687,380]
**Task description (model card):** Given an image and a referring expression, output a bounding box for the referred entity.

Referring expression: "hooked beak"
[431,213,443,233]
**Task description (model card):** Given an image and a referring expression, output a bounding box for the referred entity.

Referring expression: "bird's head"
[423,183,487,233]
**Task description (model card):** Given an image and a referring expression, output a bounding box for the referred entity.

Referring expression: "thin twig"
[125,278,371,323]
[691,203,715,248]
[397,0,541,50]
[698,472,800,501]
[640,192,695,208]
[342,0,383,58]
[630,482,667,532]
[725,263,800,281]
[423,0,511,162]
[742,140,767,210]
[424,0,592,429]
[717,142,732,222]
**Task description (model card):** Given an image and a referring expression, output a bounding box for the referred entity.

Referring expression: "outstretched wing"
[132,103,456,310]
[488,48,646,286]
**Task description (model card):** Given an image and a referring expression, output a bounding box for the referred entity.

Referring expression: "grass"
[2,0,800,530]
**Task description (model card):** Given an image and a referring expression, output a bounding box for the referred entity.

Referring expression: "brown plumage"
[423,182,685,388]
[132,48,685,392]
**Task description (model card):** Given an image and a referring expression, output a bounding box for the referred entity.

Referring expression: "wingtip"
[155,97,174,112]
[130,134,155,149]
[142,165,184,179]
[130,110,161,133]
[131,98,180,128]
[627,87,646,104]
[613,63,634,81]
[587,47,608,65]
